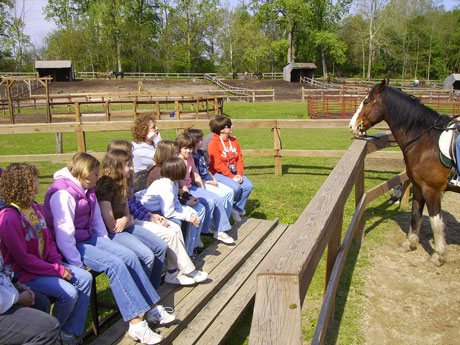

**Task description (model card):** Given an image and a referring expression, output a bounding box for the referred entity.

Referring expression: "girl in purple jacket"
[0,163,92,345]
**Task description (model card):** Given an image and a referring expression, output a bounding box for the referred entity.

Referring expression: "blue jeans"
[109,225,167,289]
[189,188,215,234]
[205,182,234,218]
[25,264,92,336]
[214,174,254,213]
[190,185,231,233]
[76,235,160,322]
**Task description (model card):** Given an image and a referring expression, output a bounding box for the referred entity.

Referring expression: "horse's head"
[349,79,388,136]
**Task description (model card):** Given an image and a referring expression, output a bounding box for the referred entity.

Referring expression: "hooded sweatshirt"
[43,167,107,268]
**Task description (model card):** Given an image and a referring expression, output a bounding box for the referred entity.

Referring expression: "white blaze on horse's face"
[349,96,367,136]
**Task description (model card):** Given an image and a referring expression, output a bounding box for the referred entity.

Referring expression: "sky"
[21,0,460,47]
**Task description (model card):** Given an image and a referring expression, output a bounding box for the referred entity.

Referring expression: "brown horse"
[349,79,459,266]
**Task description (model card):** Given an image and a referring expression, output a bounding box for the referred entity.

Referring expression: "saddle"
[438,120,460,172]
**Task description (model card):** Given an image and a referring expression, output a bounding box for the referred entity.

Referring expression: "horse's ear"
[375,79,387,94]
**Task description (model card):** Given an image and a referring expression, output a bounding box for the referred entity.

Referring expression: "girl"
[185,128,235,219]
[131,114,162,191]
[0,163,92,345]
[44,152,174,345]
[95,149,167,289]
[146,140,178,187]
[207,116,254,222]
[176,133,234,245]
[107,140,208,286]
[138,157,205,257]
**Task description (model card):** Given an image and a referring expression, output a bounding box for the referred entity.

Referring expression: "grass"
[1,101,402,344]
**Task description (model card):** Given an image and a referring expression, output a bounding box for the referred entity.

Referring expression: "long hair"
[107,139,133,157]
[0,163,39,208]
[98,149,132,199]
[154,140,178,167]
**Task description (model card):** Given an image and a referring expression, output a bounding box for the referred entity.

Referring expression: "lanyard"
[219,136,236,158]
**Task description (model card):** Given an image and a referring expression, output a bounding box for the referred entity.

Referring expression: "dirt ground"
[362,191,460,345]
[31,78,305,101]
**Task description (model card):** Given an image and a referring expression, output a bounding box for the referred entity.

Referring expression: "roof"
[288,63,317,69]
[35,60,72,69]
[449,74,460,81]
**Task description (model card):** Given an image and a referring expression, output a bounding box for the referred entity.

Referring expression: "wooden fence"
[249,131,410,344]
[1,95,224,124]
[305,93,460,119]
[0,119,401,173]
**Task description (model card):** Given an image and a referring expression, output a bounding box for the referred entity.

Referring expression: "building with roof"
[283,62,317,82]
[34,60,74,81]
[443,74,460,93]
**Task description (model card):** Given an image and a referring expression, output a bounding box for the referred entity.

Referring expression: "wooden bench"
[89,217,289,345]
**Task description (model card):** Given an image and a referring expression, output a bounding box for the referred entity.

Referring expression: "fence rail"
[0,119,398,172]
[249,131,410,344]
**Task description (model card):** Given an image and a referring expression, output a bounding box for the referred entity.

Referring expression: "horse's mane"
[378,85,452,135]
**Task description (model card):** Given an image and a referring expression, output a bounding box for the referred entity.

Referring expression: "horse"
[110,71,124,79]
[349,79,460,266]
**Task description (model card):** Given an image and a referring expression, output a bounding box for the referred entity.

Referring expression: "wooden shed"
[283,62,317,82]
[35,60,74,81]
[443,74,460,93]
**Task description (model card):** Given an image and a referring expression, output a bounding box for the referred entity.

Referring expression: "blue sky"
[23,0,460,46]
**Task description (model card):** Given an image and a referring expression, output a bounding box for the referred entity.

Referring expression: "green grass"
[1,101,403,344]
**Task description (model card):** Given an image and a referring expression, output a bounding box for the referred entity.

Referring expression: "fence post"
[273,122,282,176]
[74,102,87,152]
[133,97,138,117]
[252,91,256,103]
[175,100,180,119]
[105,101,110,121]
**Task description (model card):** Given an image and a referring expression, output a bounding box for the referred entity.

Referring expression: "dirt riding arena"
[361,191,460,345]
[30,79,305,101]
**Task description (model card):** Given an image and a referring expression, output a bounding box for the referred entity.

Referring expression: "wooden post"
[45,79,51,123]
[156,101,160,120]
[196,100,200,119]
[105,101,110,121]
[6,80,14,124]
[273,123,282,176]
[326,210,343,288]
[214,98,218,115]
[133,97,138,117]
[74,102,87,152]
[174,100,180,119]
[252,91,255,103]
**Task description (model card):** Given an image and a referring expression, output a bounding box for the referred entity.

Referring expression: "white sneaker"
[165,270,195,286]
[185,269,208,283]
[449,178,460,187]
[239,209,246,216]
[214,231,235,244]
[128,320,162,344]
[145,305,176,325]
[197,239,204,248]
[231,209,242,222]
[61,331,82,345]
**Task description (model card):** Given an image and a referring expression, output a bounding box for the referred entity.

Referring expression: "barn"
[35,60,74,81]
[443,73,460,93]
[283,62,317,82]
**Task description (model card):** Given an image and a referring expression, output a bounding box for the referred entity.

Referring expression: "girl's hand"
[150,213,169,227]
[190,214,200,227]
[62,268,74,281]
[206,180,218,187]
[17,290,35,307]
[233,175,243,184]
[186,197,199,207]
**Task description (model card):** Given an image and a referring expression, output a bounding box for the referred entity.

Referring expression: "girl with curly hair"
[95,149,168,289]
[131,114,162,174]
[44,152,174,344]
[0,163,92,345]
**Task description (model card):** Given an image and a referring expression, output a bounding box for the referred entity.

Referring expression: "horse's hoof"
[397,240,416,252]
[428,252,445,267]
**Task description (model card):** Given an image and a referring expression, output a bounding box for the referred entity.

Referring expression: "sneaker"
[239,209,246,216]
[449,178,460,187]
[128,320,162,344]
[185,269,208,283]
[214,231,235,244]
[231,209,242,222]
[165,270,195,286]
[197,238,204,248]
[61,332,82,345]
[145,305,176,325]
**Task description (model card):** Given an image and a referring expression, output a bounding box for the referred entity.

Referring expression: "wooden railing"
[249,132,410,344]
[0,119,399,172]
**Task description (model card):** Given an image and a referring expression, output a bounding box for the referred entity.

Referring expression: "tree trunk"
[320,45,328,78]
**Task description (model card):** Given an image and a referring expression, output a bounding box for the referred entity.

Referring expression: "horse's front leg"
[399,186,424,252]
[424,190,446,266]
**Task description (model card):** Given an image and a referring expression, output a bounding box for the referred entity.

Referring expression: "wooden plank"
[157,219,278,343]
[365,171,409,205]
[89,218,265,345]
[177,223,290,345]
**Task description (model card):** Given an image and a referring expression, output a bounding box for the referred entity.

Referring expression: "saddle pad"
[438,122,456,168]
